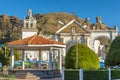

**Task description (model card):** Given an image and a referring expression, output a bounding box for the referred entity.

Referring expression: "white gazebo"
[7,35,66,70]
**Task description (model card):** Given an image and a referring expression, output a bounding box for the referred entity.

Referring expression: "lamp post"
[76,33,78,69]
[71,27,78,69]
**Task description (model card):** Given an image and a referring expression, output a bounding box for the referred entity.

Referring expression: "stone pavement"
[15,77,62,80]
[41,77,62,80]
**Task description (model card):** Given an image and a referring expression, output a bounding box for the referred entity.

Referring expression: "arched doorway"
[93,36,110,60]
[66,39,76,52]
[66,38,82,52]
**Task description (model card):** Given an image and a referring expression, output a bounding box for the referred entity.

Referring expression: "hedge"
[65,69,120,80]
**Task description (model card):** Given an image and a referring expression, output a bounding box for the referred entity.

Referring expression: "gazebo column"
[47,51,49,69]
[10,48,14,70]
[22,50,25,69]
[49,47,53,70]
[64,47,66,56]
[60,48,66,73]
[38,49,41,69]
[59,48,62,70]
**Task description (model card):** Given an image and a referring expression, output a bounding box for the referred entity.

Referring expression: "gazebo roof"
[8,35,64,45]
[7,35,65,49]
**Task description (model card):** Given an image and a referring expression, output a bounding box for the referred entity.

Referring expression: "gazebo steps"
[14,72,40,79]
[10,69,61,79]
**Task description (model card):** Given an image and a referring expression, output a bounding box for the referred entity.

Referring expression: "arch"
[66,38,82,52]
[93,35,110,60]
[94,36,110,46]
[66,39,76,51]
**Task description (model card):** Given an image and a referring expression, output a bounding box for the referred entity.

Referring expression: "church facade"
[22,9,118,61]
[55,17,118,60]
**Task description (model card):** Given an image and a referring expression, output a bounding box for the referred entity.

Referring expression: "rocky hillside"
[0,14,22,44]
[33,12,89,35]
[0,12,88,44]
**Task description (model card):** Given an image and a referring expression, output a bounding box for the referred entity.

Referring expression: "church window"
[26,23,28,28]
[30,23,33,28]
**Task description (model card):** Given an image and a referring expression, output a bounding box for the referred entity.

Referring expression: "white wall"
[21,31,37,39]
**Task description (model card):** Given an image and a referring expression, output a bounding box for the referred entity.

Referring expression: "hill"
[0,12,88,44]
[33,12,89,34]
[0,14,22,44]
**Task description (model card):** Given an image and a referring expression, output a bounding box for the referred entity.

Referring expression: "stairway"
[10,70,61,79]
[13,71,40,80]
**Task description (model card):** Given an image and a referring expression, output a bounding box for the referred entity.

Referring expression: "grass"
[0,73,15,80]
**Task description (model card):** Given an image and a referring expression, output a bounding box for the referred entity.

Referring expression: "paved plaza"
[41,77,62,80]
[15,77,62,80]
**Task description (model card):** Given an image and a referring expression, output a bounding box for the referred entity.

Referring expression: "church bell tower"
[21,9,37,39]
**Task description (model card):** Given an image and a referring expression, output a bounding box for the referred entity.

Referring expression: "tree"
[0,45,10,65]
[0,53,7,66]
[0,45,21,66]
[65,44,100,70]
[104,39,111,54]
[0,15,22,44]
[105,36,120,66]
[14,50,21,61]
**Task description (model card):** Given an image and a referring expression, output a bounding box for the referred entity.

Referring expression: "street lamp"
[76,33,78,69]
[71,27,78,69]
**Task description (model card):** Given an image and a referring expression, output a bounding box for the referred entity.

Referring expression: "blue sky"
[0,0,120,30]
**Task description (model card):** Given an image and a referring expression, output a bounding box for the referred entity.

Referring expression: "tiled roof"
[8,35,64,45]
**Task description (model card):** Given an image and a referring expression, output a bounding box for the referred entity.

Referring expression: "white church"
[55,14,118,60]
[8,9,118,70]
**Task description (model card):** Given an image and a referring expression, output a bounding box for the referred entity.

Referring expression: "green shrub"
[105,36,120,66]
[65,44,100,70]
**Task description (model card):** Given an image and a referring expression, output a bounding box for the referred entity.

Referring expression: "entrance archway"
[93,36,110,59]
